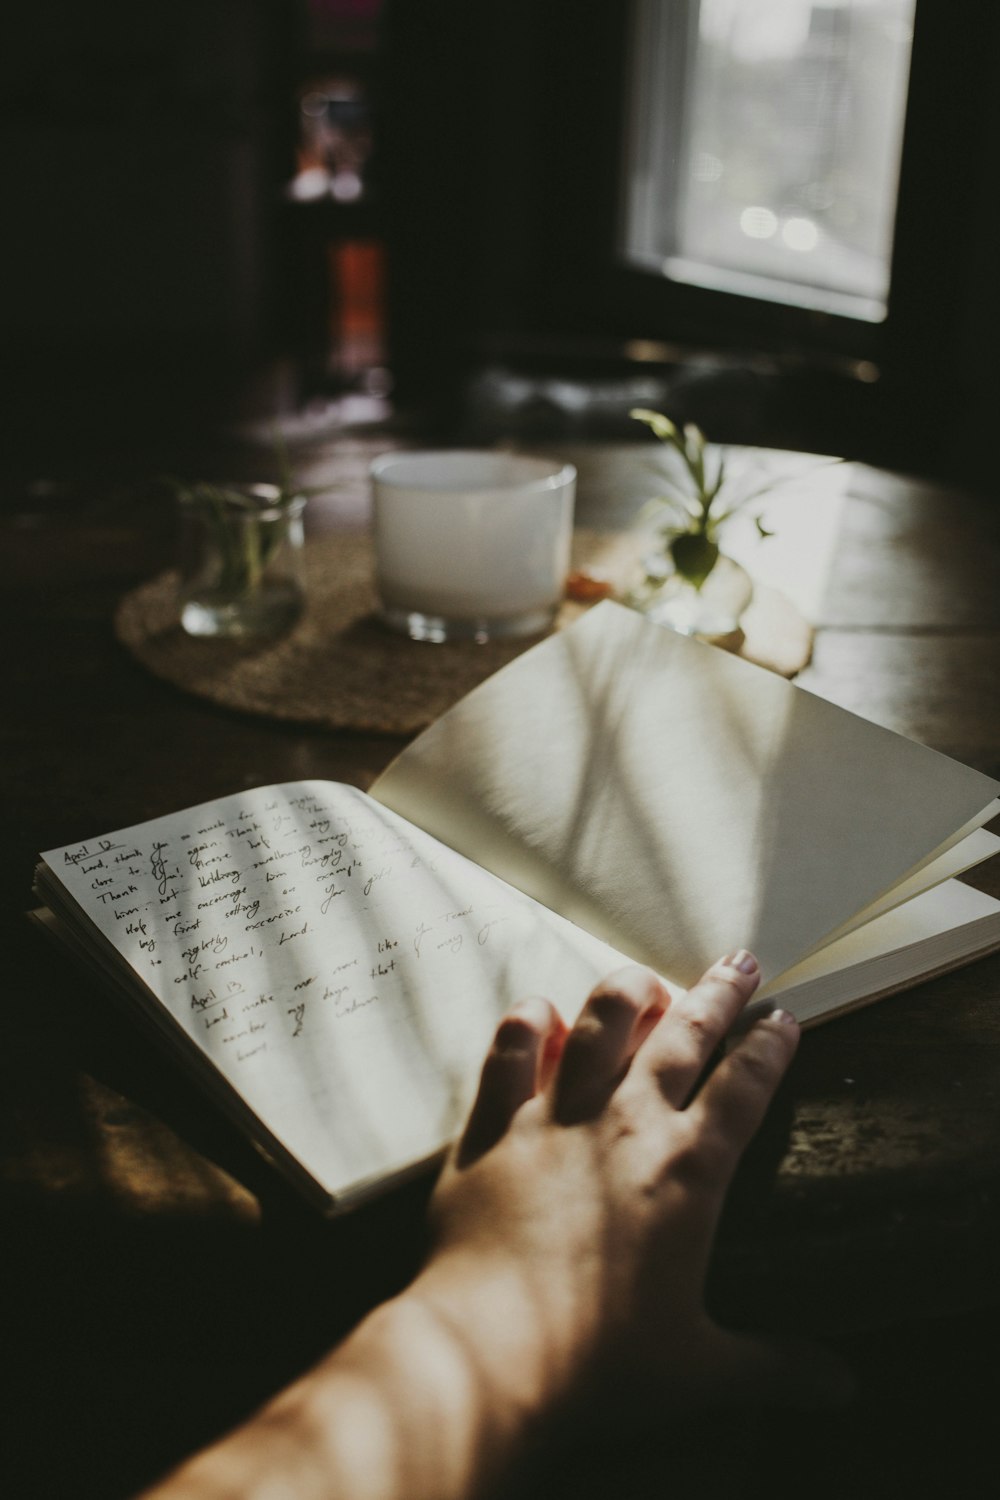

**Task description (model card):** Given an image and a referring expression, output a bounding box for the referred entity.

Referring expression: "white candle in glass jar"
[371,451,576,642]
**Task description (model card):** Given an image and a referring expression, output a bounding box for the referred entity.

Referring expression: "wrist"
[307,1274,552,1500]
[404,1246,593,1428]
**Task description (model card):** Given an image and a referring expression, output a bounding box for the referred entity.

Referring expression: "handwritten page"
[40,782,629,1208]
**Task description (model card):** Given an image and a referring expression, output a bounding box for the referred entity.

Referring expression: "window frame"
[524,1,991,365]
[382,0,999,475]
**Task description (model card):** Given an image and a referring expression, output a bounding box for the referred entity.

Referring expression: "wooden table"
[4,439,1000,1498]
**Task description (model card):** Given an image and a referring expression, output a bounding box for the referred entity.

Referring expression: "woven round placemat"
[115,530,812,735]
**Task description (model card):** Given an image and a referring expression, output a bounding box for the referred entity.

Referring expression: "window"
[621,0,916,322]
[380,0,1000,481]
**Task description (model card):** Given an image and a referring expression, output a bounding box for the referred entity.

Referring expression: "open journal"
[33,602,1000,1213]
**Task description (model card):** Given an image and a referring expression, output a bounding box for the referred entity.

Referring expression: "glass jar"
[631,551,753,644]
[177,484,306,639]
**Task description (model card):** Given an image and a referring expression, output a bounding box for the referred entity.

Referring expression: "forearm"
[141,957,814,1497]
[141,1260,556,1500]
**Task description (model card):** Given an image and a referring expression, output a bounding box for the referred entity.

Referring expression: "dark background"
[3,0,999,485]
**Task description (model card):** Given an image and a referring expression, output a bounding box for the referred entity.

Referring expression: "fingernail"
[723,948,758,975]
[507,996,553,1029]
[767,1007,799,1028]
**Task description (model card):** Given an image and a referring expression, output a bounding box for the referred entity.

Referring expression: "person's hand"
[140,954,849,1500]
[413,952,848,1420]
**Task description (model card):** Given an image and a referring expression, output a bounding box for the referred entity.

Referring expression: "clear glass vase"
[632,552,753,644]
[178,484,306,639]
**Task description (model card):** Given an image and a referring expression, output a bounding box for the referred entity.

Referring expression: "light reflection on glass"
[782,216,819,251]
[740,205,779,239]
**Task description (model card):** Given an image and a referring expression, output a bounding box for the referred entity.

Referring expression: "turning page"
[370,602,1000,989]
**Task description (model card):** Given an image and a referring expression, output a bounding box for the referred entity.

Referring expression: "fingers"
[458,952,790,1172]
[553,966,669,1124]
[683,1007,800,1179]
[457,997,567,1165]
[642,951,763,1107]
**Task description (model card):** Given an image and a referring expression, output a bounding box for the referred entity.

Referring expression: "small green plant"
[163,433,327,600]
[169,480,297,596]
[628,407,781,595]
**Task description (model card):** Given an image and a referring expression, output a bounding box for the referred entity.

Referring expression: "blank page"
[371,603,1000,988]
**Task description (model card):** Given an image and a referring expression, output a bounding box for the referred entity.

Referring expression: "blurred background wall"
[4,1,998,487]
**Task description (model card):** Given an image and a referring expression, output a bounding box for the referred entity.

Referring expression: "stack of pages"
[34,602,1000,1212]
